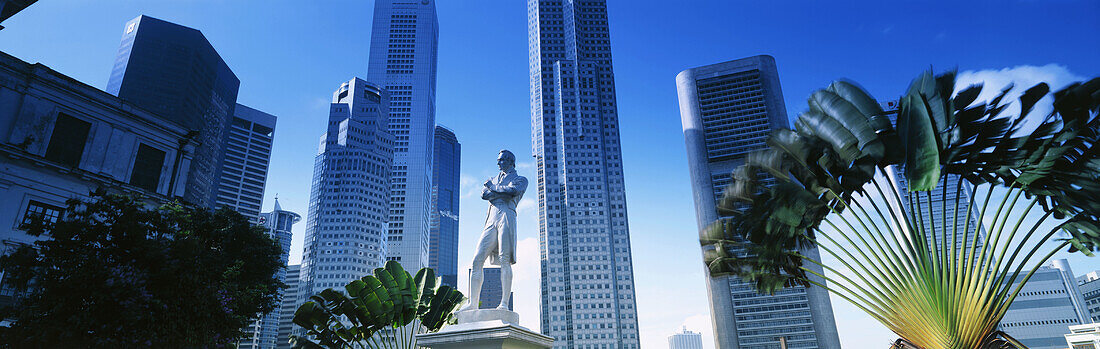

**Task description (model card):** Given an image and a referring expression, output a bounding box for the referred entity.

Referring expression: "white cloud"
[956,64,1084,131]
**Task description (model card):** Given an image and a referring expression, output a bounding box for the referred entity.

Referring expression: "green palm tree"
[701,71,1100,348]
[290,261,465,349]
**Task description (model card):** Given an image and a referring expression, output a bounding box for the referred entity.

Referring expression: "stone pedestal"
[416,310,552,349]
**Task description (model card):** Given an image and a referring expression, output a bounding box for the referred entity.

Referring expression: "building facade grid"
[529,1,641,348]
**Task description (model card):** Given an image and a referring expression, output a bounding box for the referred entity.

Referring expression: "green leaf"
[898,93,941,191]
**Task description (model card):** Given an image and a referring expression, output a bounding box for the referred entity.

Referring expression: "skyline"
[2,1,1098,348]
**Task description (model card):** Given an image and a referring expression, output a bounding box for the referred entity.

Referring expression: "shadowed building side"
[677,55,841,349]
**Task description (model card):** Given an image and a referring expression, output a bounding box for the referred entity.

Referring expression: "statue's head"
[497,150,516,172]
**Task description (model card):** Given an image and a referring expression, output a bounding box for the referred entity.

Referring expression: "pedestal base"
[416,320,553,349]
[454,308,520,325]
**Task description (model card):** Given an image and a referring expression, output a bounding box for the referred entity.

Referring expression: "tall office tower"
[1077,271,1100,322]
[107,15,239,208]
[429,125,460,287]
[299,78,394,301]
[528,1,641,348]
[366,0,439,270]
[240,199,301,349]
[469,267,514,310]
[676,56,841,349]
[1001,259,1090,349]
[276,264,301,349]
[668,327,704,349]
[217,104,276,221]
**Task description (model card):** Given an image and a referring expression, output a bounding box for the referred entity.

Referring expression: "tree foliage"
[701,70,1100,348]
[0,192,283,348]
[291,261,465,349]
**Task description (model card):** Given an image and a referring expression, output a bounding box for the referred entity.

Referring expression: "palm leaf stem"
[971,198,1042,342]
[799,272,893,326]
[797,259,895,327]
[992,227,1073,321]
[957,186,1023,347]
[808,227,942,344]
[821,191,909,293]
[839,189,913,291]
[816,218,904,309]
[868,175,924,282]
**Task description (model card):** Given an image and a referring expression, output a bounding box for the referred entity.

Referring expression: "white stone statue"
[464,149,527,312]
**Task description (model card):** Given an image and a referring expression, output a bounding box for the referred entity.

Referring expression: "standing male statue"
[463,150,527,312]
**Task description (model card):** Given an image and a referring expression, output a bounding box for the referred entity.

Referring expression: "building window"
[129,143,166,192]
[21,200,63,228]
[44,112,92,167]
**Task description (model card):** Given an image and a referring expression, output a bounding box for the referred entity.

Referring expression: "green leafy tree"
[291,261,465,349]
[0,192,283,348]
[702,72,1100,348]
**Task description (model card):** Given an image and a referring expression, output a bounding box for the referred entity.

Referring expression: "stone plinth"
[416,318,552,349]
[454,308,519,325]
[416,320,552,349]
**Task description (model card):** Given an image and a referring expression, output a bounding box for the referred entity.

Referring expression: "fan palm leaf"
[701,71,1100,348]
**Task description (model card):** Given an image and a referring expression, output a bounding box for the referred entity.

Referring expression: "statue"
[463,149,527,312]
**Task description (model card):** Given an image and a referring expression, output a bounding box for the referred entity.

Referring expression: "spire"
[273,194,282,212]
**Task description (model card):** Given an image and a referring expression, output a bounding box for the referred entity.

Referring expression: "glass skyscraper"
[528,1,641,348]
[240,199,300,349]
[366,0,439,271]
[217,104,276,222]
[430,125,460,287]
[677,56,841,349]
[276,264,301,349]
[299,78,393,300]
[107,15,240,208]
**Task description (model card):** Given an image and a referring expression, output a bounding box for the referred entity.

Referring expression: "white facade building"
[366,0,439,270]
[528,1,642,348]
[1066,323,1100,349]
[668,327,704,349]
[299,78,394,300]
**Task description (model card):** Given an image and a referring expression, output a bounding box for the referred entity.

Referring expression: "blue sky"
[2,1,1098,348]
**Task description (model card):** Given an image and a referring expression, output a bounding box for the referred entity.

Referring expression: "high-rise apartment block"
[668,327,704,349]
[676,56,841,349]
[217,104,276,221]
[299,78,394,299]
[107,15,240,208]
[528,1,642,348]
[240,199,300,349]
[1001,259,1090,349]
[366,0,439,270]
[430,125,460,287]
[277,264,301,349]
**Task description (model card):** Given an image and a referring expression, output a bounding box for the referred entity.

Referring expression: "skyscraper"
[299,78,393,300]
[277,264,301,349]
[1001,259,1090,349]
[366,0,439,270]
[676,56,841,349]
[668,327,704,349]
[107,15,239,208]
[528,1,641,348]
[430,125,460,287]
[240,199,300,349]
[217,104,276,221]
